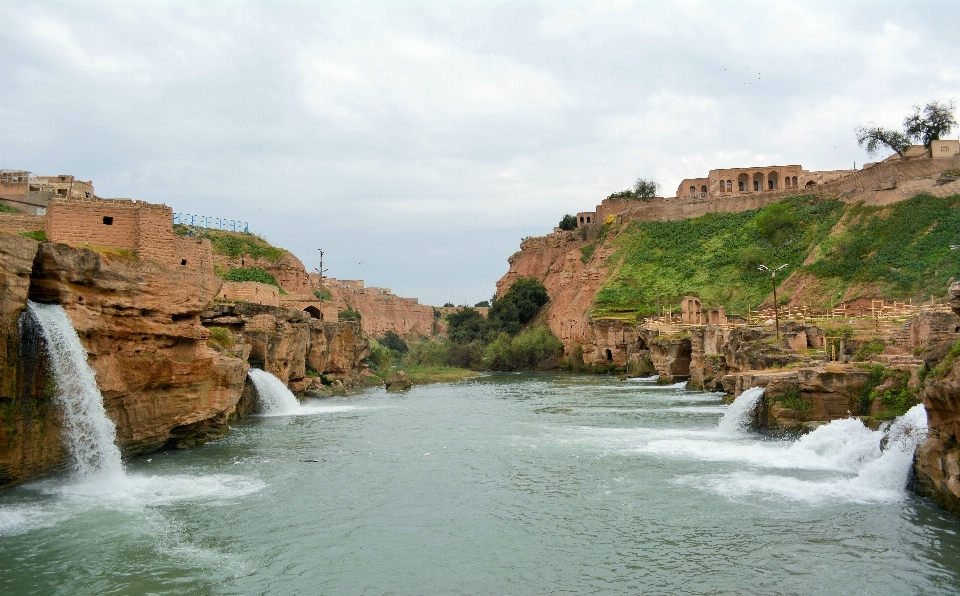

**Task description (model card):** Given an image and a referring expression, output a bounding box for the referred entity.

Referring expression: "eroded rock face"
[200,301,370,398]
[914,289,960,515]
[28,242,250,457]
[0,233,65,487]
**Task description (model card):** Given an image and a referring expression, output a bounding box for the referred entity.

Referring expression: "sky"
[1,1,959,306]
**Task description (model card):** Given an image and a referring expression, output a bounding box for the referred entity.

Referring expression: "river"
[1,373,959,595]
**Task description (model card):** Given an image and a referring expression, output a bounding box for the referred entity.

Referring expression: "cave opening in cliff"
[606,349,612,361]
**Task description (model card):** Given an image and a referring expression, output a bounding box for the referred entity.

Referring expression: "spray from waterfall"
[716,386,765,434]
[27,301,123,478]
[247,368,302,415]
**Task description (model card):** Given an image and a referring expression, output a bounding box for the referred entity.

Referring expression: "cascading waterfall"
[26,301,124,478]
[716,386,765,434]
[247,368,302,415]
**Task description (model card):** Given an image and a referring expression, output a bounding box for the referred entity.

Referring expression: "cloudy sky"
[1,1,958,305]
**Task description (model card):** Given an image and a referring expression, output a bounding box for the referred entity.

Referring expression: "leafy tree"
[558,214,577,231]
[489,277,550,334]
[904,100,957,147]
[443,302,455,307]
[380,330,408,354]
[855,125,911,160]
[446,308,490,344]
[338,306,361,321]
[634,178,660,199]
[474,300,490,307]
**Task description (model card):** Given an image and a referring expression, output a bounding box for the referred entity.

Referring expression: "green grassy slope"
[591,193,960,318]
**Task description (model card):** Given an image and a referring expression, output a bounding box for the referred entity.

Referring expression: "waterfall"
[27,301,124,478]
[716,386,765,434]
[248,368,302,415]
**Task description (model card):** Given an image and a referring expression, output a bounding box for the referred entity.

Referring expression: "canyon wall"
[914,282,960,516]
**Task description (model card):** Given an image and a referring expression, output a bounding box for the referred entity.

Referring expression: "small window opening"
[954,326,959,333]
[103,216,113,225]
[606,349,613,361]
[181,259,187,266]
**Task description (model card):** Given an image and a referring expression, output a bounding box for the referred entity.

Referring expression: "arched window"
[792,176,798,187]
[690,186,696,194]
[727,180,732,190]
[586,216,591,223]
[738,181,745,191]
[701,185,707,193]
[579,216,584,224]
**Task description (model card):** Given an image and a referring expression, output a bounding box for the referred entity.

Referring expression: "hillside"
[594,193,960,318]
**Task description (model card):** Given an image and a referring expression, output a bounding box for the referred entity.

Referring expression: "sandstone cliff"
[914,282,960,515]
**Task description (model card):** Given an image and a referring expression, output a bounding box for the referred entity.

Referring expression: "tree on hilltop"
[634,178,660,199]
[558,214,577,231]
[904,100,957,147]
[856,100,956,159]
[855,125,910,160]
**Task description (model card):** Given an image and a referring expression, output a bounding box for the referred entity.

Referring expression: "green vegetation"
[313,288,333,301]
[399,364,479,384]
[18,229,48,242]
[854,339,887,362]
[488,277,550,335]
[591,193,960,318]
[175,225,285,260]
[0,204,18,213]
[338,306,362,321]
[483,326,564,371]
[558,214,577,231]
[219,267,286,293]
[594,196,846,317]
[933,339,960,378]
[380,331,408,354]
[206,326,234,351]
[773,386,812,412]
[858,364,889,415]
[607,178,660,200]
[805,194,960,296]
[580,242,596,264]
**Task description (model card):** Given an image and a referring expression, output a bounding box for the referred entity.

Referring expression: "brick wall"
[47,197,140,249]
[0,213,46,233]
[218,282,280,307]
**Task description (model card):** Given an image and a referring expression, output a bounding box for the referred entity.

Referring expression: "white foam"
[716,386,765,435]
[247,368,302,415]
[40,472,265,508]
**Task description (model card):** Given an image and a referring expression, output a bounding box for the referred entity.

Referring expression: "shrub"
[754,202,797,246]
[339,306,362,321]
[314,288,332,301]
[380,331,409,354]
[484,326,564,371]
[446,308,490,344]
[206,326,234,350]
[934,339,960,378]
[558,214,577,231]
[0,204,18,213]
[201,230,284,260]
[221,267,285,292]
[580,242,596,264]
[489,277,550,335]
[364,340,392,372]
[18,229,48,242]
[474,300,490,307]
[854,339,886,362]
[774,386,812,411]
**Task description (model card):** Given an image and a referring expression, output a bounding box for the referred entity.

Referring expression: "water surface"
[2,373,958,595]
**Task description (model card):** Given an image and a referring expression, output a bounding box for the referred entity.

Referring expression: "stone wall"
[0,213,46,233]
[218,281,281,307]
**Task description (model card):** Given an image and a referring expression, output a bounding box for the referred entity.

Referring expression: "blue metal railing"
[173,213,249,233]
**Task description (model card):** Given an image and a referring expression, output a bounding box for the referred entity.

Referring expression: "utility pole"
[317,249,329,288]
[758,264,788,339]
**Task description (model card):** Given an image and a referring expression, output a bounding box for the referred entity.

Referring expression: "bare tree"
[904,100,957,147]
[633,178,660,199]
[855,125,911,160]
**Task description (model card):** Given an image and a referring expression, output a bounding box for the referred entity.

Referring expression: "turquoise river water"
[1,373,959,595]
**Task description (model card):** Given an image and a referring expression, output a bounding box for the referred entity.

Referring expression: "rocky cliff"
[914,282,960,515]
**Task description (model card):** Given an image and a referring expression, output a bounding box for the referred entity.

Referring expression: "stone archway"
[752,172,764,192]
[304,306,322,320]
[767,171,779,190]
[738,173,749,192]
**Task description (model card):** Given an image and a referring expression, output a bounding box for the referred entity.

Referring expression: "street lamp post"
[758,264,788,339]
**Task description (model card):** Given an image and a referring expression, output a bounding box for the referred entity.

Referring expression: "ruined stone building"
[675,164,855,199]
